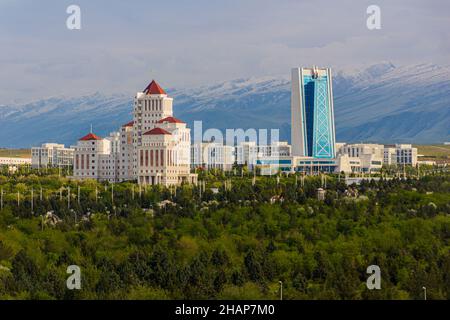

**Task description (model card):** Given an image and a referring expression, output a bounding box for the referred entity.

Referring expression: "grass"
[415,144,450,159]
[0,149,31,158]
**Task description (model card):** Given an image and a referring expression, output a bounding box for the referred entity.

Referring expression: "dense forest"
[0,168,449,299]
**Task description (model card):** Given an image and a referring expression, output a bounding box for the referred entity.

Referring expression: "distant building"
[137,117,195,186]
[72,80,197,186]
[235,141,258,168]
[384,144,418,166]
[258,141,291,158]
[417,160,436,166]
[73,133,112,181]
[99,131,121,183]
[236,141,291,169]
[395,144,418,166]
[133,80,175,178]
[291,66,336,159]
[256,155,337,175]
[191,142,235,171]
[383,147,397,166]
[337,143,384,172]
[132,80,197,185]
[31,143,74,168]
[118,121,134,181]
[0,157,31,166]
[335,154,362,174]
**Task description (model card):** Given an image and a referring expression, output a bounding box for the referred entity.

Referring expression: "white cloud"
[0,0,448,103]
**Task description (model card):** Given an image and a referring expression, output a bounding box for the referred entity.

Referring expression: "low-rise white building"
[383,147,397,166]
[417,160,437,166]
[337,143,384,172]
[0,157,31,166]
[31,143,74,168]
[118,121,134,181]
[236,141,291,169]
[335,154,362,174]
[395,144,418,166]
[73,132,112,181]
[98,132,121,183]
[384,144,418,166]
[256,155,337,175]
[191,142,235,171]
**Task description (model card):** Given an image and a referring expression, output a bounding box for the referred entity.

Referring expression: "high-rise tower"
[132,79,196,185]
[291,67,336,158]
[132,80,174,177]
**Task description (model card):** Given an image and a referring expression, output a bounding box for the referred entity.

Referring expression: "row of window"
[74,154,91,170]
[139,149,183,167]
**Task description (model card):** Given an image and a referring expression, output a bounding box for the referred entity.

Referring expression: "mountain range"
[0,62,449,148]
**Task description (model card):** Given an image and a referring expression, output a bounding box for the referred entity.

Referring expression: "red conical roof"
[143,127,172,135]
[157,116,185,124]
[122,120,134,127]
[79,133,102,141]
[143,80,166,95]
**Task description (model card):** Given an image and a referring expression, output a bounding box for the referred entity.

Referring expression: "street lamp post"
[422,286,427,300]
[279,281,283,301]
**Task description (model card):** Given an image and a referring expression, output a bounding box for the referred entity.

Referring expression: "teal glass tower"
[291,67,336,158]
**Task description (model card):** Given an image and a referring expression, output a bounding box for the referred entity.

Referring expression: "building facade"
[73,133,111,180]
[31,143,74,168]
[132,80,174,178]
[236,141,291,169]
[395,144,418,166]
[291,66,336,159]
[136,117,196,186]
[384,144,418,166]
[72,80,196,185]
[383,147,397,166]
[337,143,384,172]
[0,157,31,166]
[256,156,338,175]
[118,121,134,181]
[191,142,235,171]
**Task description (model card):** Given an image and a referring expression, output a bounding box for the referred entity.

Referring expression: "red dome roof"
[157,116,185,124]
[143,127,172,135]
[122,120,134,127]
[79,133,102,141]
[143,80,166,95]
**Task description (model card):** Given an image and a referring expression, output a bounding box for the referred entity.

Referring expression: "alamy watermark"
[366,5,381,30]
[66,265,81,290]
[66,5,81,30]
[366,265,381,290]
[191,121,281,167]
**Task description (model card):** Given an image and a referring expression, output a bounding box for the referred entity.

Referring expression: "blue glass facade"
[301,74,335,159]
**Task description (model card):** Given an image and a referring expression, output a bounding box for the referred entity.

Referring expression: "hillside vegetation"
[0,171,449,299]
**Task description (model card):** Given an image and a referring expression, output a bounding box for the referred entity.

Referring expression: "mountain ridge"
[0,63,449,148]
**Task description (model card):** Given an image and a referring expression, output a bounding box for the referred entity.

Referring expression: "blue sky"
[0,0,449,103]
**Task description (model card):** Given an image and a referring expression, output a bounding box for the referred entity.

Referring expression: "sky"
[0,0,449,103]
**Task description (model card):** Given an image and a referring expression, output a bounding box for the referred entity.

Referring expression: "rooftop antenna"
[312,65,319,79]
[90,124,93,133]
